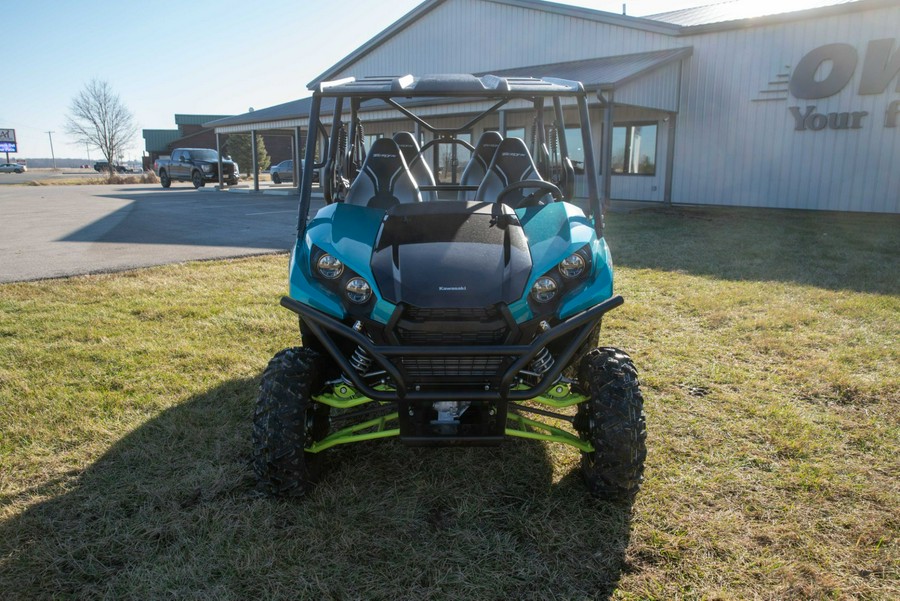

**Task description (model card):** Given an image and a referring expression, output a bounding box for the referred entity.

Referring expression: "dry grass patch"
[24,172,160,186]
[0,207,897,599]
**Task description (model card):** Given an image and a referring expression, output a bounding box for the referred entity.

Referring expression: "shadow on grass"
[608,206,900,295]
[0,376,632,600]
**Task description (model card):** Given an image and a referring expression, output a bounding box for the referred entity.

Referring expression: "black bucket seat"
[345,138,422,209]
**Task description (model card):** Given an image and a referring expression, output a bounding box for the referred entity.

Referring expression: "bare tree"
[65,80,135,176]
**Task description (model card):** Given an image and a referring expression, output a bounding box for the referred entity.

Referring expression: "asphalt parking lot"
[0,184,317,282]
[0,167,101,185]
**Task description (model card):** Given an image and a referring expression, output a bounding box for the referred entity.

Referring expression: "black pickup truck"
[155,148,239,188]
[94,161,128,174]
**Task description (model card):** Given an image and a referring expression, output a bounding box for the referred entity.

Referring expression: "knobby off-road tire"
[575,347,647,503]
[160,170,171,188]
[252,347,331,497]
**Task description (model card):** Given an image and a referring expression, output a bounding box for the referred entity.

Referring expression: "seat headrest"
[488,137,540,187]
[345,138,422,208]
[392,132,421,166]
[471,131,503,172]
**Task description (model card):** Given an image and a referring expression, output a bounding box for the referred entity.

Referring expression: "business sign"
[0,129,15,153]
[755,38,900,131]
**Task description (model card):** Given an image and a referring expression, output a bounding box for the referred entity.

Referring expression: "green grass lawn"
[1,206,897,600]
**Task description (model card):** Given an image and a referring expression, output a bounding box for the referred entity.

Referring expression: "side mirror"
[225,155,232,160]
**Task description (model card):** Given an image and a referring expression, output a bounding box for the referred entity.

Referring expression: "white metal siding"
[673,5,900,212]
[334,0,678,78]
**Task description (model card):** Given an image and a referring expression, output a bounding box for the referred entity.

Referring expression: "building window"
[505,127,526,141]
[363,133,383,150]
[563,127,586,172]
[435,132,472,184]
[611,122,657,175]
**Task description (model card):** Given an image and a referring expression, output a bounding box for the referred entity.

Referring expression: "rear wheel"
[160,170,171,188]
[191,170,204,188]
[575,347,647,502]
[252,347,331,497]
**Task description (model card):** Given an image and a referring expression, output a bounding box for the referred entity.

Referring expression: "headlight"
[345,277,372,304]
[558,253,585,278]
[316,254,343,279]
[201,164,213,172]
[531,276,558,303]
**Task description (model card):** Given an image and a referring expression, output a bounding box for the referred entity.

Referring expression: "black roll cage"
[296,75,602,239]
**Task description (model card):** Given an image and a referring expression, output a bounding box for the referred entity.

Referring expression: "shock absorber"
[529,347,555,377]
[346,321,373,381]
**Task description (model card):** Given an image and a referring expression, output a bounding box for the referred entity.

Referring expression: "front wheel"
[191,170,204,188]
[252,347,331,497]
[272,172,281,184]
[575,347,647,503]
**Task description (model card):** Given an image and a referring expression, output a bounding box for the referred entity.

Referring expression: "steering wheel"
[495,180,563,209]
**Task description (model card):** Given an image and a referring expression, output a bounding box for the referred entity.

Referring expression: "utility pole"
[46,131,56,170]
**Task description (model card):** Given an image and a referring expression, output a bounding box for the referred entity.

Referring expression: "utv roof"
[313,74,585,98]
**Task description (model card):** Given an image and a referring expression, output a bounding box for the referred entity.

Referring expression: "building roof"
[204,97,338,129]
[174,114,231,126]
[646,0,857,26]
[207,48,692,131]
[483,47,692,91]
[647,0,890,31]
[142,129,181,153]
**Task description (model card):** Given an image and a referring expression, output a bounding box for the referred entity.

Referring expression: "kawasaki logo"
[438,286,467,292]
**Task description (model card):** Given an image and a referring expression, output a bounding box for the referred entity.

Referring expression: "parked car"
[93,161,128,174]
[155,148,239,189]
[270,159,319,184]
[0,163,26,173]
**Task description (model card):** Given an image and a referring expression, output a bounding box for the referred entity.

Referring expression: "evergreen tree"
[226,134,270,175]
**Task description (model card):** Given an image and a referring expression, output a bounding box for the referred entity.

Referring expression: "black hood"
[371,202,531,309]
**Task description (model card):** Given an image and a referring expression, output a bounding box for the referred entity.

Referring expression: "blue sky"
[2,0,806,159]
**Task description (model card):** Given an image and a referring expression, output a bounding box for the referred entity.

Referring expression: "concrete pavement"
[0,184,318,283]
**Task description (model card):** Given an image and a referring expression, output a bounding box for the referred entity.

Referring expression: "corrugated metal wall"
[335,0,677,77]
[674,6,900,212]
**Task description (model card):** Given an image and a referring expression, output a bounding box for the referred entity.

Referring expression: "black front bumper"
[280,294,623,403]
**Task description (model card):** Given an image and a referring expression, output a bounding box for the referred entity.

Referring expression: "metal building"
[210,0,899,212]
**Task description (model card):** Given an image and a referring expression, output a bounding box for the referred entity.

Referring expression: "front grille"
[400,356,505,382]
[395,305,509,346]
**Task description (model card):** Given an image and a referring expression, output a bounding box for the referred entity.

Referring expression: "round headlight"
[316,254,343,279]
[558,253,585,278]
[531,276,558,303]
[345,277,372,304]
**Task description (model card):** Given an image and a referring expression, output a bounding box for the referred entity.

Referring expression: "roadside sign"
[0,129,16,154]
